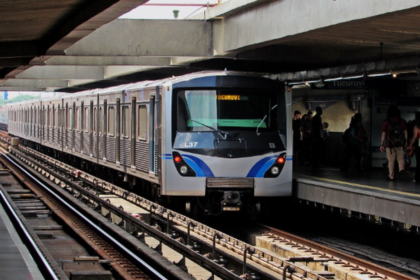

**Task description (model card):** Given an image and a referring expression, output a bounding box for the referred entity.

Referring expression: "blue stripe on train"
[182,154,214,177]
[246,155,278,178]
[163,153,214,177]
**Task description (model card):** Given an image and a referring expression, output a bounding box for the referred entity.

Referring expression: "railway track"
[2,137,416,280]
[0,146,183,279]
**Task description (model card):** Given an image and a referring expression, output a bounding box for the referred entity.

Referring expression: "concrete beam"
[30,56,172,66]
[104,66,164,79]
[65,19,213,57]
[7,65,172,81]
[0,87,46,91]
[68,80,103,87]
[0,79,69,88]
[11,66,105,80]
[209,0,420,54]
[191,0,270,20]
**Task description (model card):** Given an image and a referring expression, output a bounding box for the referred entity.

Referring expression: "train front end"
[161,73,292,215]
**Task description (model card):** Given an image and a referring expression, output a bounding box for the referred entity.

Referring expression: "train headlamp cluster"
[264,153,286,178]
[172,152,196,177]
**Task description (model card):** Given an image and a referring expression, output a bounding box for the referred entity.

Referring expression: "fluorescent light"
[367,72,391,77]
[324,77,343,82]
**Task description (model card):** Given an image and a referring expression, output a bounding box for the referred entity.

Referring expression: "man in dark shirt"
[311,106,323,168]
[292,110,302,164]
[300,111,313,165]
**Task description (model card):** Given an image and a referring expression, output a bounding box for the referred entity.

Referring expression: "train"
[7,71,293,216]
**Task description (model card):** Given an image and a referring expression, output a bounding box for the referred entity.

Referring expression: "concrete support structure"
[2,0,420,91]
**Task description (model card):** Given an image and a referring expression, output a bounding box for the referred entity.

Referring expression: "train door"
[29,106,32,138]
[92,95,99,161]
[89,101,93,157]
[116,98,121,165]
[71,102,76,152]
[135,96,148,175]
[42,105,46,144]
[57,104,61,149]
[51,105,55,144]
[36,105,39,139]
[46,105,50,142]
[65,102,69,151]
[82,102,89,155]
[130,96,136,169]
[149,94,156,177]
[120,95,131,167]
[102,100,107,161]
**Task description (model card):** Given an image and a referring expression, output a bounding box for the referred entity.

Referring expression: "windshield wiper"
[190,119,230,140]
[256,104,277,135]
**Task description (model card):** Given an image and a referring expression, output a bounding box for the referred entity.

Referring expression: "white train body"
[8,72,293,214]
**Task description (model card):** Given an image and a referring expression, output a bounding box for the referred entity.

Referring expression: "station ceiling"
[2,0,420,93]
[0,0,146,91]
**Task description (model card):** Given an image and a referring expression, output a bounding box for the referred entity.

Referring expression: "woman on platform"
[408,111,420,183]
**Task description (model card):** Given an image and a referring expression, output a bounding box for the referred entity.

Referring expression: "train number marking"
[184,142,198,147]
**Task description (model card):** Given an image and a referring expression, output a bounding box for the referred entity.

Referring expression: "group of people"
[292,104,420,183]
[293,107,329,169]
[379,105,420,183]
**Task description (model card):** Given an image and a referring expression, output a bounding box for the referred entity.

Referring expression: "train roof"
[7,71,275,107]
[61,70,269,96]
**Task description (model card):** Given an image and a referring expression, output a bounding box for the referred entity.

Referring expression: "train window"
[108,106,115,136]
[67,107,71,129]
[51,107,55,127]
[69,108,73,129]
[75,108,80,131]
[84,107,89,132]
[93,107,97,133]
[138,105,147,140]
[122,106,129,137]
[45,107,48,126]
[56,107,59,127]
[99,107,103,134]
[176,89,278,133]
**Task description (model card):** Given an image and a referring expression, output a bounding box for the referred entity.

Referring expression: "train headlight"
[180,165,188,175]
[172,152,196,177]
[271,166,279,175]
[264,152,286,178]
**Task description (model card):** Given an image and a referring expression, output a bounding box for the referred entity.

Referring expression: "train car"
[8,71,292,216]
[41,97,63,151]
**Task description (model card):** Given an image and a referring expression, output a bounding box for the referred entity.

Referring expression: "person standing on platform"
[348,113,366,171]
[311,106,323,169]
[380,105,407,180]
[322,122,329,140]
[407,111,420,183]
[321,122,329,166]
[300,111,313,165]
[292,110,302,164]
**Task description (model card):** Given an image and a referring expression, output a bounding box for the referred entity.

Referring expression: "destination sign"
[217,95,241,101]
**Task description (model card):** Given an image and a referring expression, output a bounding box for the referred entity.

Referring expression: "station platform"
[293,165,420,229]
[0,202,43,280]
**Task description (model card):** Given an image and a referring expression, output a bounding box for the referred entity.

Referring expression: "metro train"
[7,71,293,216]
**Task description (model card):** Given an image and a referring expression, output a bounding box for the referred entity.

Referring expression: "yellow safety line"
[298,175,420,198]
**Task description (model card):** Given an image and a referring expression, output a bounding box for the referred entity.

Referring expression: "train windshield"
[177,89,279,132]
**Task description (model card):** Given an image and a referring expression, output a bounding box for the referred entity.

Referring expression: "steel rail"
[0,188,59,280]
[1,152,168,280]
[14,146,329,280]
[260,224,417,280]
[11,148,245,280]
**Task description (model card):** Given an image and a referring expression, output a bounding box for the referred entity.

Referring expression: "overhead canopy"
[2,0,420,92]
